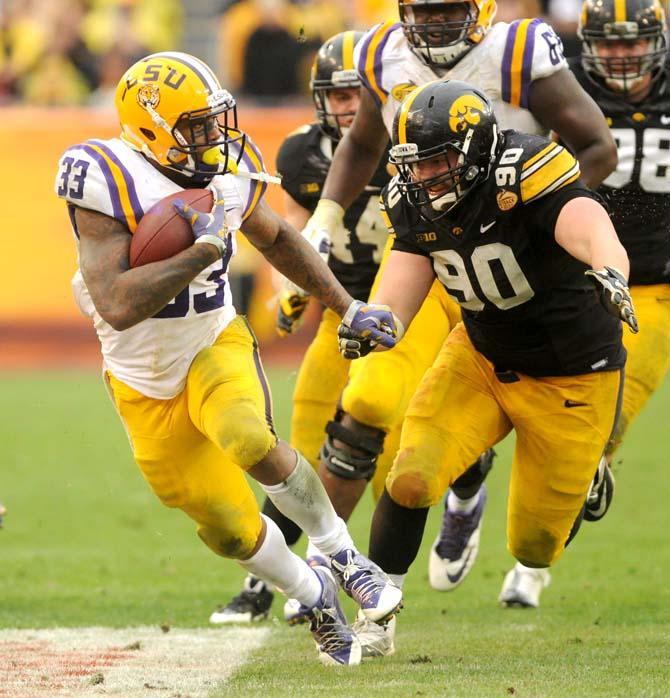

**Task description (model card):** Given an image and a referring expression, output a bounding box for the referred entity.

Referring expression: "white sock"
[261,452,356,555]
[388,573,406,588]
[305,540,324,561]
[238,515,321,608]
[447,489,480,514]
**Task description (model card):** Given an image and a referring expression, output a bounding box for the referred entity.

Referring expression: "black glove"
[585,266,638,333]
[337,324,380,360]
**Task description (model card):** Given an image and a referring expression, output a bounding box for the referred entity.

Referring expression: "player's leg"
[107,357,359,665]
[498,368,623,608]
[369,325,512,594]
[587,284,670,521]
[191,316,401,623]
[213,308,348,624]
[319,280,458,521]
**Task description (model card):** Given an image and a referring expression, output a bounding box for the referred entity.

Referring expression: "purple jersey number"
[58,157,89,200]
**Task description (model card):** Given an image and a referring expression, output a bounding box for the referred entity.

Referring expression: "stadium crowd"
[1,0,587,106]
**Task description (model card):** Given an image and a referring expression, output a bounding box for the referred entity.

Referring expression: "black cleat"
[209,575,274,624]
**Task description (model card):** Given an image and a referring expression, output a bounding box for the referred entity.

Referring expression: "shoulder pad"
[504,132,580,206]
[500,18,567,109]
[276,123,318,178]
[55,140,143,231]
[354,21,402,107]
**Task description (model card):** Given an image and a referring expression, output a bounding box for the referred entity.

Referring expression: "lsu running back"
[55,52,267,398]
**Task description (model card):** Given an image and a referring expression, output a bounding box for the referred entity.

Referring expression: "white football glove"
[301,198,345,265]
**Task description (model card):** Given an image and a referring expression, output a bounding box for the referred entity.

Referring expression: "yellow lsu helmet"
[399,0,497,67]
[114,51,245,182]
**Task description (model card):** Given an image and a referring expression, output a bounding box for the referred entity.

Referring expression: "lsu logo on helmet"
[448,94,489,133]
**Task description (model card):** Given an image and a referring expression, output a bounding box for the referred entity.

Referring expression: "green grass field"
[2,367,669,696]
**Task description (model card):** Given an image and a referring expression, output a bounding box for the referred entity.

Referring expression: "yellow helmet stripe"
[87,144,139,232]
[342,31,355,71]
[396,80,439,145]
[614,0,627,22]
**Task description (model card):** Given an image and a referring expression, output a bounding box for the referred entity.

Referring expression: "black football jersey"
[570,57,670,285]
[386,130,625,378]
[276,123,391,299]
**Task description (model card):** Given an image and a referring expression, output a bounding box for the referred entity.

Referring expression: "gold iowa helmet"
[398,0,497,68]
[115,51,245,182]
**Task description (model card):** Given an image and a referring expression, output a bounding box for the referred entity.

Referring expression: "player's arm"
[554,196,637,332]
[75,206,219,331]
[243,198,398,346]
[529,69,617,188]
[371,250,435,330]
[321,89,389,209]
[274,192,313,336]
[554,197,628,275]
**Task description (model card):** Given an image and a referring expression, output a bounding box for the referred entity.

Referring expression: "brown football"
[129,188,213,267]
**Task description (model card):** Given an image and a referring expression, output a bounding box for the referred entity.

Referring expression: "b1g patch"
[300,182,321,194]
[391,82,416,102]
[497,190,518,211]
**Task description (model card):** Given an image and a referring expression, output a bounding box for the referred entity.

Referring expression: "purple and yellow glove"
[338,300,403,359]
[173,186,230,257]
[585,266,638,333]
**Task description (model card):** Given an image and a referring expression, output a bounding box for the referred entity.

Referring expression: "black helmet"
[579,0,668,95]
[390,80,499,219]
[398,1,497,68]
[310,31,364,140]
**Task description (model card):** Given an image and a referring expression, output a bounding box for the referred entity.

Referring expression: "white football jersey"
[354,18,567,137]
[55,136,268,398]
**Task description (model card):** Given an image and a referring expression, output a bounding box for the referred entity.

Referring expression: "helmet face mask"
[311,31,364,140]
[579,0,668,97]
[115,52,246,184]
[399,0,497,69]
[390,80,499,222]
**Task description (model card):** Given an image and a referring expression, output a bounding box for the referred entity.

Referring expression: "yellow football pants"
[106,316,277,560]
[607,284,670,455]
[290,306,394,498]
[387,324,623,567]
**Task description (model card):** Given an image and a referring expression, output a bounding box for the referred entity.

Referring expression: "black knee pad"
[321,413,385,481]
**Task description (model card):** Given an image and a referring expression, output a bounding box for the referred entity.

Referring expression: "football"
[129,188,213,267]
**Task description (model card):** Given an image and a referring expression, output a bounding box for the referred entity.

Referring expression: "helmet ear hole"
[140,127,156,141]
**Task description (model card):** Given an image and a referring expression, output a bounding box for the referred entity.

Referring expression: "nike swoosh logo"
[480,221,496,234]
[564,399,589,408]
[661,115,670,125]
[446,548,473,584]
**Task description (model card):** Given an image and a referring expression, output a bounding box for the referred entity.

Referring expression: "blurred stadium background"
[2,1,670,695]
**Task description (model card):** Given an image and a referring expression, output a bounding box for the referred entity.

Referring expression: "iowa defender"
[338,80,635,647]
[301,0,618,604]
[55,52,403,666]
[211,32,395,626]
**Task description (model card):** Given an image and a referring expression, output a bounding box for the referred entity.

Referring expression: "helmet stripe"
[396,81,439,145]
[149,51,220,94]
[343,31,355,70]
[614,0,627,22]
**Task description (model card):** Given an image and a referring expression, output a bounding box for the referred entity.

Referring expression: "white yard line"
[0,625,270,697]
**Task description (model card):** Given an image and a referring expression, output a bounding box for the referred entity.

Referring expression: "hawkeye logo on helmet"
[448,94,488,133]
[137,84,160,110]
